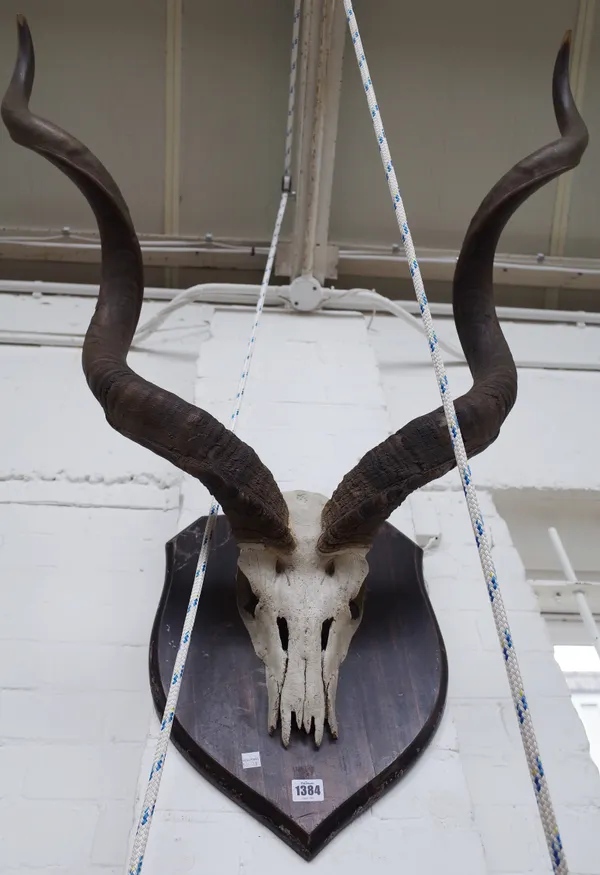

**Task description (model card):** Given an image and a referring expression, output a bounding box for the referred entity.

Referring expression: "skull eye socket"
[275,558,286,575]
[243,586,259,618]
[349,581,367,621]
[236,572,259,618]
[324,560,335,576]
[349,599,361,620]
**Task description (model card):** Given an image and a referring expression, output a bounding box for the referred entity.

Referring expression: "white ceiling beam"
[544,0,596,307]
[164,0,183,289]
[277,0,346,283]
[7,239,600,293]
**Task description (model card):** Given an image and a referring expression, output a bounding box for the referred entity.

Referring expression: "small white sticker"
[242,751,261,769]
[291,778,324,802]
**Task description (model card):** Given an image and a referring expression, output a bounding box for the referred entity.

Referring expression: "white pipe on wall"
[0,331,86,348]
[133,283,289,341]
[548,527,600,658]
[3,280,600,372]
[3,278,600,325]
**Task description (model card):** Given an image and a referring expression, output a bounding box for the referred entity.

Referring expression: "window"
[554,645,600,770]
[492,490,600,772]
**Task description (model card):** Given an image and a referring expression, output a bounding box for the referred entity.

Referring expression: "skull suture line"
[3,20,588,745]
[237,492,368,747]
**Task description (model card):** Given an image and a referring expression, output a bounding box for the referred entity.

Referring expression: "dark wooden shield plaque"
[149,515,448,859]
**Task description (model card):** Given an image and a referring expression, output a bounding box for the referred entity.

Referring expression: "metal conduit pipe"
[2,236,600,290]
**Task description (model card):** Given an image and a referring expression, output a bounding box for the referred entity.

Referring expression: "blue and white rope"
[284,0,303,183]
[341,3,566,873]
[126,193,288,875]
[126,4,303,872]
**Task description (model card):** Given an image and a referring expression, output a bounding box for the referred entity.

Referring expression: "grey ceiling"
[0,1,597,264]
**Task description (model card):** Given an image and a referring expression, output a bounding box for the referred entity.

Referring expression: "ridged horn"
[318,32,588,554]
[2,16,295,553]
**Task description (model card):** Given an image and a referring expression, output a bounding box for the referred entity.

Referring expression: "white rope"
[284,0,303,182]
[126,3,303,872]
[341,3,567,873]
[126,193,288,875]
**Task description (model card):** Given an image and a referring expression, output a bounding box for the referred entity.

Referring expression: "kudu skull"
[237,491,369,746]
[2,18,588,746]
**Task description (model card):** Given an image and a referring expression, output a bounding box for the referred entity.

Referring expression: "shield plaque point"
[149,515,448,859]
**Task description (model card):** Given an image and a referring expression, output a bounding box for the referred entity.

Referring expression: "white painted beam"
[545,0,596,307]
[164,0,183,289]
[7,238,600,293]
[277,0,346,283]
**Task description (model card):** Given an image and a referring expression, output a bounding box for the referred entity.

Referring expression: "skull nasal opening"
[277,617,289,651]
[321,618,333,650]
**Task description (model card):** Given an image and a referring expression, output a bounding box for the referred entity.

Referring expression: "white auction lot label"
[291,778,324,801]
[241,751,261,769]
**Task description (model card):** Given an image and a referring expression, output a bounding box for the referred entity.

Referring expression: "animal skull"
[236,492,368,747]
[4,20,587,745]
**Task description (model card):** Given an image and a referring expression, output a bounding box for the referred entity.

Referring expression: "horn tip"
[16,13,27,26]
[562,29,572,47]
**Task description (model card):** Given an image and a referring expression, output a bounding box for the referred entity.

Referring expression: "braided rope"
[127,191,289,875]
[126,4,303,872]
[341,3,567,872]
[284,0,303,181]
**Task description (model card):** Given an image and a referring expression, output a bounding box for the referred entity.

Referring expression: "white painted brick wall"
[0,294,204,874]
[371,313,600,874]
[1,297,599,874]
[369,313,600,492]
[134,309,486,875]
